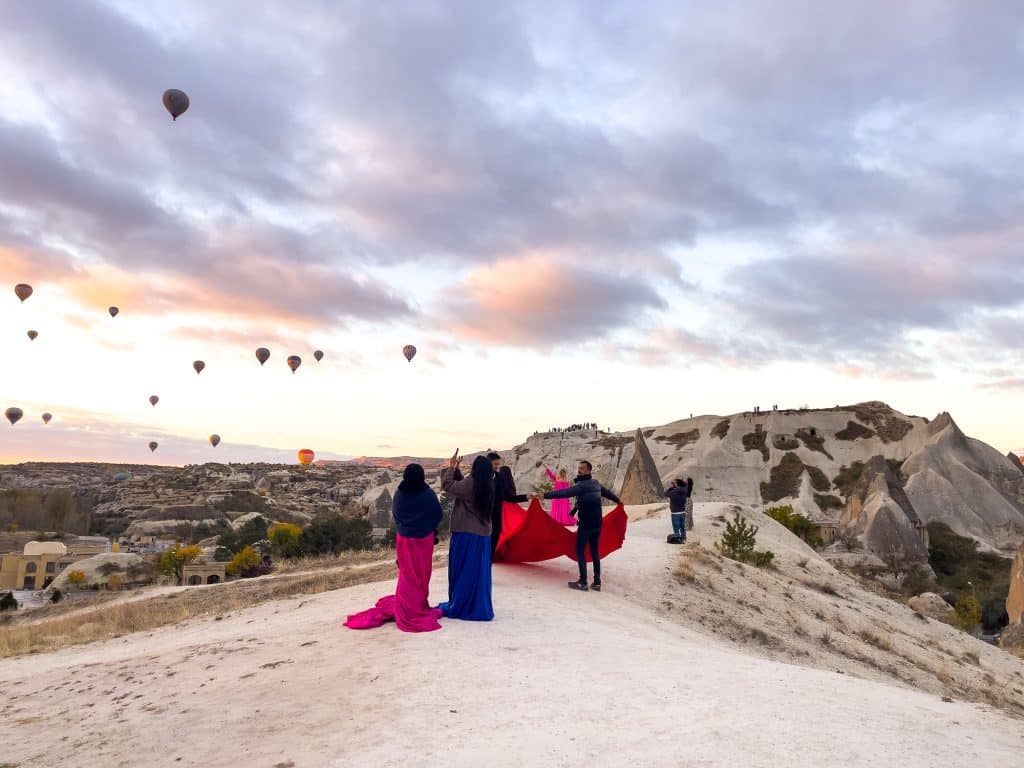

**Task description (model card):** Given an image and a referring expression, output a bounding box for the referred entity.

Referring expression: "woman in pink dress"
[545,466,576,525]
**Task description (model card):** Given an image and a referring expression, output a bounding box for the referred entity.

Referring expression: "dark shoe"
[591,582,602,592]
[568,580,588,591]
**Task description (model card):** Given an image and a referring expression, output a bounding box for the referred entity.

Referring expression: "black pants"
[576,526,601,583]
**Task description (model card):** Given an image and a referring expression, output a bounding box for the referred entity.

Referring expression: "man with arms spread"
[537,460,620,592]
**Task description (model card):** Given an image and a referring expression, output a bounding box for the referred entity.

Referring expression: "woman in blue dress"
[439,452,494,621]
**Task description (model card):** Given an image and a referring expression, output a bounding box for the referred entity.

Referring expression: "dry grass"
[0,554,437,658]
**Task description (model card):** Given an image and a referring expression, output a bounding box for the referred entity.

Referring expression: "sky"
[0,0,1022,465]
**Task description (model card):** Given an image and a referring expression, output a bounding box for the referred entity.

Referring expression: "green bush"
[0,591,17,611]
[217,516,269,554]
[716,512,775,568]
[764,505,822,547]
[953,594,981,633]
[927,521,1011,632]
[298,515,372,555]
[268,523,302,558]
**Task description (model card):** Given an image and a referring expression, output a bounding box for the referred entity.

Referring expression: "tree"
[156,544,202,585]
[0,591,17,611]
[218,516,269,554]
[45,488,76,533]
[268,523,302,558]
[716,511,775,567]
[66,570,88,588]
[765,505,822,547]
[298,515,371,555]
[953,594,982,634]
[226,545,262,578]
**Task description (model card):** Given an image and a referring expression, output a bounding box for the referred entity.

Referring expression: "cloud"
[441,254,665,346]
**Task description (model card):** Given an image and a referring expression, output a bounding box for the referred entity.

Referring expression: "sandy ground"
[2,507,1023,768]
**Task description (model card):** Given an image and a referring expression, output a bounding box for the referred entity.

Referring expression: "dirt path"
[1,509,1022,767]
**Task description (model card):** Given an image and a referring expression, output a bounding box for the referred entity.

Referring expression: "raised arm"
[600,485,621,505]
[544,467,556,482]
[441,467,472,503]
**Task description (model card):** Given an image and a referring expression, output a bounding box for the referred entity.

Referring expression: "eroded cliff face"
[1007,542,1024,627]
[494,403,1024,553]
[618,429,665,505]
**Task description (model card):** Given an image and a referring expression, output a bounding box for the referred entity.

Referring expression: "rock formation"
[840,456,929,566]
[1007,541,1024,627]
[49,552,151,590]
[903,413,1024,551]
[907,592,954,623]
[618,429,665,504]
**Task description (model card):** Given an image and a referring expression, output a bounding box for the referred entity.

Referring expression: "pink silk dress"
[545,468,575,525]
[344,533,442,633]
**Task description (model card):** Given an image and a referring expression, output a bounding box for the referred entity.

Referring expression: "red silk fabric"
[494,499,628,564]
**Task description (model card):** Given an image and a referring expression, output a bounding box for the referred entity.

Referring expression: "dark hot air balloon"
[209,434,221,447]
[297,449,315,466]
[314,350,324,363]
[162,89,190,120]
[5,407,23,426]
[27,330,38,341]
[193,360,205,375]
[287,355,301,374]
[41,412,52,425]
[149,395,159,407]
[148,441,158,453]
[109,306,119,318]
[256,347,270,366]
[402,344,417,362]
[14,284,32,303]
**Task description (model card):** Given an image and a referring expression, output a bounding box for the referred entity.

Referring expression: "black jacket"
[545,476,620,528]
[392,486,443,539]
[494,470,528,516]
[665,484,689,514]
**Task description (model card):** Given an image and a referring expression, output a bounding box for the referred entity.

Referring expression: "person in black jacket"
[537,460,620,591]
[392,463,443,540]
[665,478,689,542]
[488,453,528,554]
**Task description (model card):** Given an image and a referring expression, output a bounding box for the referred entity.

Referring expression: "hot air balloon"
[27,330,38,341]
[402,344,417,362]
[209,434,221,447]
[149,395,159,407]
[41,412,52,425]
[255,347,270,366]
[193,360,205,375]
[5,407,23,426]
[108,306,119,318]
[162,89,190,120]
[287,355,302,374]
[313,350,324,363]
[297,449,315,466]
[148,441,158,453]
[14,284,32,303]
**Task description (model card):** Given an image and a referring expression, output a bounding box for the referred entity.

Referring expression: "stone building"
[182,560,226,586]
[0,542,92,590]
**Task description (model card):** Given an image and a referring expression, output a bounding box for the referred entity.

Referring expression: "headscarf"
[398,463,427,494]
[471,455,495,519]
[498,465,517,499]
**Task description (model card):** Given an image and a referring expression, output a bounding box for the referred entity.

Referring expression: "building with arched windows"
[0,542,93,590]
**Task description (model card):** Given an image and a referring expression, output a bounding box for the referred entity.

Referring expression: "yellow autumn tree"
[268,523,301,557]
[226,545,262,578]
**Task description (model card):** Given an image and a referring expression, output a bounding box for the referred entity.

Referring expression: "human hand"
[447,449,461,470]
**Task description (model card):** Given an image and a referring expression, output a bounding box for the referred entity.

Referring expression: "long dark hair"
[686,477,694,494]
[471,455,494,518]
[398,463,427,494]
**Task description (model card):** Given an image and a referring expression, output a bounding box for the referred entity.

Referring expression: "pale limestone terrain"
[2,503,1022,767]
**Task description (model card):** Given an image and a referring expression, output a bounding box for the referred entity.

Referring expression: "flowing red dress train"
[344,532,442,633]
[493,499,628,564]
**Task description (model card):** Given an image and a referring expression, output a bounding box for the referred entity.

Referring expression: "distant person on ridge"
[439,452,495,620]
[536,460,620,592]
[665,478,689,542]
[344,463,443,632]
[543,465,575,525]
